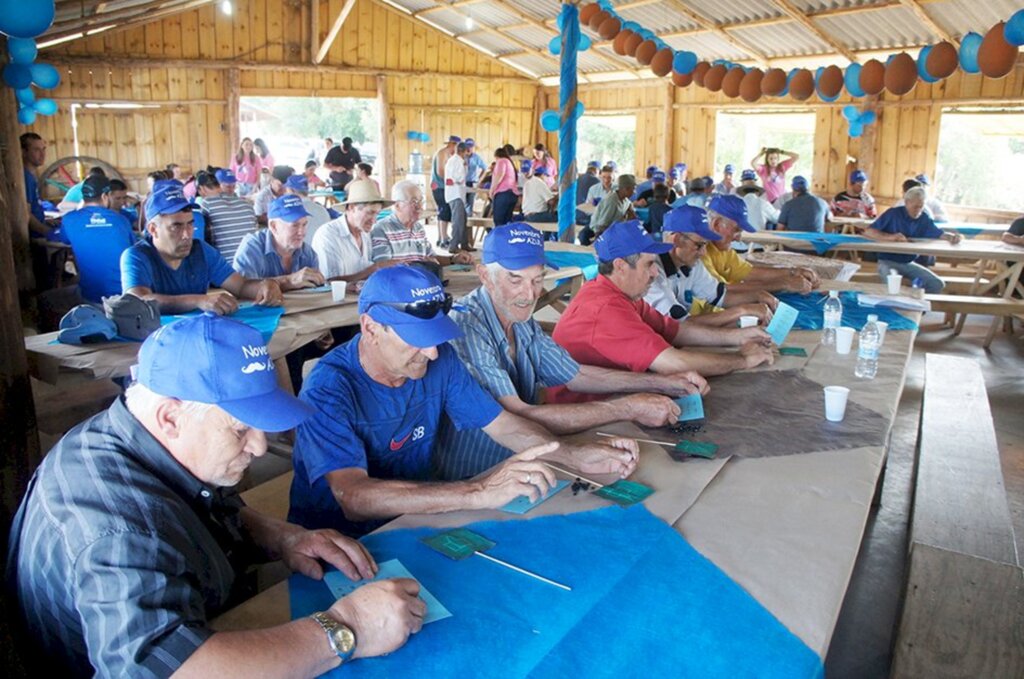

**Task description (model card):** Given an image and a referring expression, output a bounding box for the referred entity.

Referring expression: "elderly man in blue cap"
[549,221,774,404]
[645,206,774,327]
[289,266,639,536]
[121,185,283,315]
[9,313,426,677]
[434,224,708,480]
[714,164,736,195]
[233,195,325,290]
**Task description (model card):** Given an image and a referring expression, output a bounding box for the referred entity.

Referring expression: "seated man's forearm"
[506,397,625,436]
[127,288,206,313]
[326,471,485,521]
[174,621,338,679]
[650,347,746,377]
[676,322,746,347]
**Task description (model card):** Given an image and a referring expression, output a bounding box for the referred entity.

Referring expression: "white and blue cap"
[146,185,191,217]
[447,135,462,143]
[740,169,757,181]
[587,160,601,169]
[58,305,118,345]
[645,165,659,177]
[268,194,310,222]
[850,169,868,184]
[652,171,667,183]
[708,194,756,232]
[483,223,552,271]
[284,174,309,193]
[724,164,735,173]
[663,205,722,241]
[533,164,547,176]
[215,168,237,184]
[594,220,672,263]
[358,267,462,349]
[915,173,930,185]
[137,313,314,432]
[791,175,809,191]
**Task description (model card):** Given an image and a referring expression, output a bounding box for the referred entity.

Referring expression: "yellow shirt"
[701,246,752,285]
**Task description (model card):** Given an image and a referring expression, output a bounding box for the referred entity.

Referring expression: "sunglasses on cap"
[370,293,454,319]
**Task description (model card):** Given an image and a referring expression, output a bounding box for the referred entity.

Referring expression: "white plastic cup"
[331,280,348,303]
[886,273,902,295]
[739,315,758,328]
[835,327,856,355]
[875,321,889,345]
[824,386,851,422]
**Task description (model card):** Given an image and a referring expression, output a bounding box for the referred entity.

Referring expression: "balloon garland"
[1,0,61,125]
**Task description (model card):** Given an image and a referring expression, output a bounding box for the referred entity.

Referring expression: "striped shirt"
[201,194,257,265]
[370,214,437,264]
[232,228,319,279]
[433,287,580,480]
[312,215,373,279]
[7,397,257,677]
[644,253,726,319]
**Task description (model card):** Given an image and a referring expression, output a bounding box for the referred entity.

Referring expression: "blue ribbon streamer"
[557,3,579,240]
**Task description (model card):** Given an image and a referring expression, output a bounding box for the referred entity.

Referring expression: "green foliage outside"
[576,116,636,175]
[714,112,815,182]
[936,113,1024,211]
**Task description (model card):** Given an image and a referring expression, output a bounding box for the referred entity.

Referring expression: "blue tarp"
[776,291,918,331]
[545,251,598,280]
[768,232,873,255]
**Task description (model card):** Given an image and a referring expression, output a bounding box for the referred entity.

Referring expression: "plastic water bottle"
[821,290,843,346]
[855,314,881,379]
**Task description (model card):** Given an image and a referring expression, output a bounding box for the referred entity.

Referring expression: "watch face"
[335,626,356,655]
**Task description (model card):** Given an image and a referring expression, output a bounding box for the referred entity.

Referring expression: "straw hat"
[336,180,394,207]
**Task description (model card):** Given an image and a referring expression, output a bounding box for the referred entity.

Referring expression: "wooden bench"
[890,354,1023,678]
[924,294,1024,346]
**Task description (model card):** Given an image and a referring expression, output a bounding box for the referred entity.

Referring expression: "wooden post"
[310,0,320,65]
[226,68,240,161]
[0,52,33,292]
[859,94,879,182]
[664,83,675,169]
[376,75,394,196]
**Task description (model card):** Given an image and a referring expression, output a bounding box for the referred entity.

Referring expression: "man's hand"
[280,528,377,581]
[328,579,425,659]
[288,267,326,290]
[197,291,239,315]
[660,370,710,396]
[1002,232,1024,247]
[890,232,908,242]
[560,438,639,478]
[475,442,559,507]
[946,232,963,245]
[796,266,820,287]
[735,326,772,346]
[253,279,285,306]
[739,340,775,369]
[736,302,773,324]
[783,272,813,294]
[452,251,474,265]
[616,393,680,427]
[754,290,779,310]
[315,330,334,351]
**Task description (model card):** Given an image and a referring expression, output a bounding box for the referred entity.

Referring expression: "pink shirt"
[755,158,794,204]
[491,158,518,194]
[536,156,558,188]
[259,153,275,171]
[230,156,260,185]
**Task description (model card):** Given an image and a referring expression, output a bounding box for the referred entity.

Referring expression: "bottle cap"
[867,314,878,322]
[828,290,839,297]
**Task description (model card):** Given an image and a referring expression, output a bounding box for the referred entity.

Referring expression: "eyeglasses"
[370,293,453,319]
[684,237,709,249]
[399,198,424,207]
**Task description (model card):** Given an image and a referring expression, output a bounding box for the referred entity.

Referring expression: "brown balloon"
[704,64,728,92]
[635,39,658,66]
[740,68,764,102]
[672,70,693,88]
[760,68,788,96]
[818,65,844,98]
[789,69,814,100]
[651,48,674,77]
[624,31,644,57]
[598,17,621,41]
[613,29,634,56]
[588,10,610,32]
[859,59,886,95]
[925,41,959,79]
[722,67,745,98]
[692,61,711,87]
[978,21,1019,79]
[579,3,601,26]
[884,52,917,96]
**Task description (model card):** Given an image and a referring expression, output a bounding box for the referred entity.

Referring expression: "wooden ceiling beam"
[898,0,958,48]
[413,0,486,16]
[314,0,358,64]
[661,0,768,66]
[41,0,215,46]
[768,0,859,63]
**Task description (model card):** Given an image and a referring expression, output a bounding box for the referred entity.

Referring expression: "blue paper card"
[292,284,332,293]
[500,480,569,514]
[674,393,705,422]
[765,301,799,346]
[323,559,452,624]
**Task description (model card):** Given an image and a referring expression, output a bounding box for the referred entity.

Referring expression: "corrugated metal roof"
[511,24,557,50]
[578,49,623,72]
[617,5,698,33]
[418,8,466,36]
[729,20,833,58]
[459,31,529,57]
[392,0,437,13]
[926,0,1024,38]
[681,0,783,25]
[504,53,560,77]
[463,4,523,29]
[511,0,559,24]
[664,31,751,62]
[816,6,941,51]
[786,0,881,13]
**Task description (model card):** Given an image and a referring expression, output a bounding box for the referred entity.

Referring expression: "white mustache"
[241,361,270,374]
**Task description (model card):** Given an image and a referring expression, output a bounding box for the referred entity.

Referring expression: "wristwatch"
[311,611,357,663]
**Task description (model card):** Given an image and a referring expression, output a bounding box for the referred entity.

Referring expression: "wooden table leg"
[983,261,1023,348]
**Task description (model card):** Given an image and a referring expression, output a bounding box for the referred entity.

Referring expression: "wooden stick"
[596,431,677,448]
[473,551,572,591]
[541,462,605,489]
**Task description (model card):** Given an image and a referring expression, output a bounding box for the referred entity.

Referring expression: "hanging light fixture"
[221,0,233,16]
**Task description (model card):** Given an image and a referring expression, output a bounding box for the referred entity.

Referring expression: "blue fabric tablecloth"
[771,231,873,255]
[776,291,918,331]
[545,251,598,280]
[291,506,823,678]
[161,303,285,343]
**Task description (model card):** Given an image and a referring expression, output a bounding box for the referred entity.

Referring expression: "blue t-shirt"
[872,206,944,263]
[24,170,45,224]
[778,193,829,233]
[190,204,207,242]
[60,206,137,303]
[120,238,235,295]
[289,335,503,534]
[232,229,319,279]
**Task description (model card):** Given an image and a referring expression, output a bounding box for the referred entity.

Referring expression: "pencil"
[541,462,605,489]
[474,551,572,591]
[596,431,676,448]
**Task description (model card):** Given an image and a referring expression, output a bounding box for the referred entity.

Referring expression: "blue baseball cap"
[465,138,475,147]
[268,194,310,222]
[675,162,688,171]
[137,313,314,432]
[662,205,722,241]
[215,168,237,184]
[594,220,672,263]
[646,165,659,177]
[358,267,462,349]
[146,186,191,218]
[652,171,666,183]
[707,194,756,232]
[703,176,714,188]
[448,135,462,143]
[284,174,309,193]
[608,160,618,170]
[850,169,868,184]
[483,223,551,271]
[587,160,601,169]
[533,165,547,176]
[915,173,930,185]
[152,178,185,192]
[521,159,532,172]
[741,169,757,181]
[791,175,809,191]
[724,164,735,173]
[58,305,118,345]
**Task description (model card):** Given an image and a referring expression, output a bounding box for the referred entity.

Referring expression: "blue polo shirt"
[24,170,45,223]
[872,206,944,263]
[60,206,137,303]
[778,193,829,233]
[231,229,319,279]
[120,238,235,295]
[289,335,503,535]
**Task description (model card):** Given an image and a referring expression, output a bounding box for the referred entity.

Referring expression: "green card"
[779,346,808,357]
[594,480,654,506]
[420,528,496,561]
[674,440,719,459]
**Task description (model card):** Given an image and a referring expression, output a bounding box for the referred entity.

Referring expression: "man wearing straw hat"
[313,180,392,281]
[371,180,474,268]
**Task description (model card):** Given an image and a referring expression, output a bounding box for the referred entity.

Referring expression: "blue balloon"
[34,98,57,115]
[30,62,60,89]
[815,66,825,84]
[959,32,982,74]
[673,50,697,75]
[848,122,863,138]
[818,90,840,103]
[406,130,419,140]
[549,36,561,56]
[17,106,36,125]
[8,37,37,64]
[574,101,585,119]
[3,63,32,89]
[638,29,654,41]
[15,87,34,106]
[622,21,641,33]
[597,0,613,10]
[842,105,860,122]
[917,46,938,83]
[540,109,560,133]
[578,34,591,51]
[0,0,55,39]
[1005,9,1024,47]
[654,39,667,51]
[556,10,565,31]
[844,63,865,97]
[419,132,430,143]
[860,110,877,125]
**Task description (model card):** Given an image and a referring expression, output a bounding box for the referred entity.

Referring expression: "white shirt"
[523,176,555,215]
[644,257,726,317]
[742,192,781,231]
[444,155,467,204]
[585,182,611,205]
[311,215,373,279]
[301,197,332,247]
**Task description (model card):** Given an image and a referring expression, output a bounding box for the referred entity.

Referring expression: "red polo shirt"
[548,275,679,403]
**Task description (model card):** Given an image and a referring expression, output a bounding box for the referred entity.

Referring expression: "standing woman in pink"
[230,137,261,197]
[751,147,799,204]
[529,143,558,188]
[253,138,275,190]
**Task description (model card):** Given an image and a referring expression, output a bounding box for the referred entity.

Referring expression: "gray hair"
[903,186,927,204]
[391,179,421,203]
[124,382,214,420]
[484,262,505,282]
[597,252,641,276]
